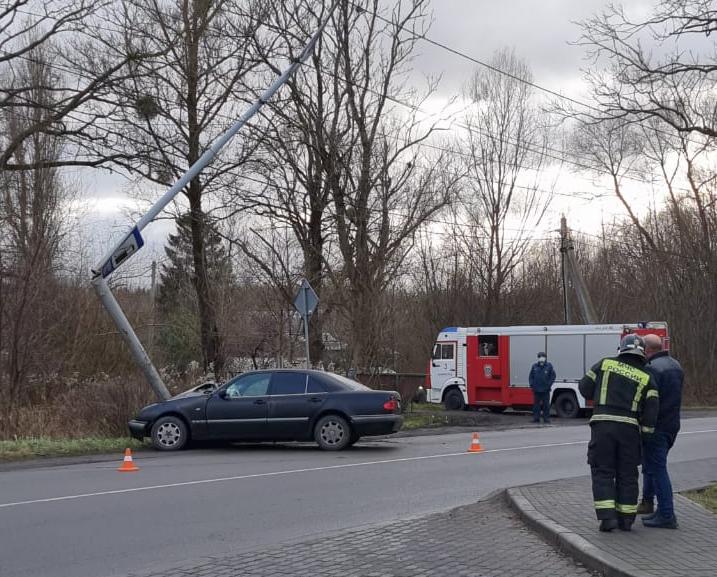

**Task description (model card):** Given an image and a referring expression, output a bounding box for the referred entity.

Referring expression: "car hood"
[170,390,206,400]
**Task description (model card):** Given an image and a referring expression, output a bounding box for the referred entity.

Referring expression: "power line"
[3,4,698,203]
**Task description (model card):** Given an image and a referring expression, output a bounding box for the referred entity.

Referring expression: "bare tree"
[571,118,658,251]
[86,0,266,374]
[226,0,347,364]
[0,0,163,171]
[324,0,458,370]
[0,46,67,430]
[460,48,552,324]
[577,0,717,138]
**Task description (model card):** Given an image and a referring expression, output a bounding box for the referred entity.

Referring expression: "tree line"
[1,0,715,438]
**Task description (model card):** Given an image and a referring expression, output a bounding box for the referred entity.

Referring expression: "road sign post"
[293,279,319,369]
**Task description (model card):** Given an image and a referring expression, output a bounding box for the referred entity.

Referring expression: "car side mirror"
[217,389,227,400]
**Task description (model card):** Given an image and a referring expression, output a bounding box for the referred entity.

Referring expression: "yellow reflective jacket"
[579,354,659,433]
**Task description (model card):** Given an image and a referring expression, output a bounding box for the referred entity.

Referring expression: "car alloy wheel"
[157,422,182,447]
[150,416,188,451]
[314,414,351,451]
[321,419,345,445]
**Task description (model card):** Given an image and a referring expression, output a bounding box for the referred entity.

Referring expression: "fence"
[354,373,426,403]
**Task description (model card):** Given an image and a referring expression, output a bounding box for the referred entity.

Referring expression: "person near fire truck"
[529,352,556,424]
[637,333,684,529]
[578,334,659,532]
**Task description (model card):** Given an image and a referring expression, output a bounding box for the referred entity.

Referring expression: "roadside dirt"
[398,406,717,437]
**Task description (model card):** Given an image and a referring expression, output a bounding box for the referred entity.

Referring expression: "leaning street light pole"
[560,215,598,325]
[90,4,339,401]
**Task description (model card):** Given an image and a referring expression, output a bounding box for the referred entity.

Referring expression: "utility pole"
[560,215,599,324]
[560,216,572,324]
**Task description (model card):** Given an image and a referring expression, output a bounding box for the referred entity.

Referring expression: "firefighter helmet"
[619,334,646,358]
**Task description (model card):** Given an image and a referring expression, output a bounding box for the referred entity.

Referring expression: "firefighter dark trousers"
[587,421,641,521]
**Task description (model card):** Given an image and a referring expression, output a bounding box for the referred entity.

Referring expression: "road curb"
[506,487,653,577]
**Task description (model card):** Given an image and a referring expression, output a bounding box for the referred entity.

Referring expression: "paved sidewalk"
[509,458,717,577]
[128,495,595,577]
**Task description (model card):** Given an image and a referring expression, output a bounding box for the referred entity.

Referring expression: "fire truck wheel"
[444,389,465,411]
[554,391,579,419]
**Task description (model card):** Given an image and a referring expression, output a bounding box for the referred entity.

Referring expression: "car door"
[267,372,327,439]
[205,372,271,440]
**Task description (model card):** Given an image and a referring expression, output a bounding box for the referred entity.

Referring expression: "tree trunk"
[306,210,324,365]
[188,187,224,375]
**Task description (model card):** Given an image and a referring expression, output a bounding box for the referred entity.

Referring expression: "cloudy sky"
[87,0,662,279]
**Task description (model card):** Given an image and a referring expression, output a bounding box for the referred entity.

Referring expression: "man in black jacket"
[638,334,684,529]
[579,334,659,532]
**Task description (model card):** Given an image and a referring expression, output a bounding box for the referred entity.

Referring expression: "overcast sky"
[86,0,664,278]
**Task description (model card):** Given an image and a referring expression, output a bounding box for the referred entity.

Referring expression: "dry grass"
[0,375,156,440]
[683,484,717,515]
[0,437,145,462]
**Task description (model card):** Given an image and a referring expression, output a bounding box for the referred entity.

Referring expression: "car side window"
[225,373,271,398]
[270,372,308,395]
[307,375,327,394]
[441,343,455,360]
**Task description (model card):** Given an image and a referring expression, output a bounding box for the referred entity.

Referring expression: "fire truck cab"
[426,322,668,418]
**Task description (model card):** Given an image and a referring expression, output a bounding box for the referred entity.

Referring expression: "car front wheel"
[151,416,189,451]
[314,414,351,451]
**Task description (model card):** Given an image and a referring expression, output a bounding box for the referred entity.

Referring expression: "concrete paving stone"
[511,457,717,577]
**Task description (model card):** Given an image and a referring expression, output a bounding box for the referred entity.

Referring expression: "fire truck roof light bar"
[89,3,339,401]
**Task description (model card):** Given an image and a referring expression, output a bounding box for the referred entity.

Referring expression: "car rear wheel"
[151,416,188,451]
[314,414,351,451]
[444,388,465,411]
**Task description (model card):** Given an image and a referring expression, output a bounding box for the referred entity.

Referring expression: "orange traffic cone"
[117,448,140,472]
[467,432,483,453]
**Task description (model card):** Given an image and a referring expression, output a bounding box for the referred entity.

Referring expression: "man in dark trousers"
[638,334,684,529]
[529,352,556,424]
[579,334,659,532]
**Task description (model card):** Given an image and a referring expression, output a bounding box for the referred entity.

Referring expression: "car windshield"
[325,373,371,391]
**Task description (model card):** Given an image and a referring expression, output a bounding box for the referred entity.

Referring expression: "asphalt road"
[2,416,717,577]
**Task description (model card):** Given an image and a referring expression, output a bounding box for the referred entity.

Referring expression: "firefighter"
[529,352,556,424]
[578,334,659,532]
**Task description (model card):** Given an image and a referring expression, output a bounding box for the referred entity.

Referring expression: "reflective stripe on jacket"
[579,355,659,430]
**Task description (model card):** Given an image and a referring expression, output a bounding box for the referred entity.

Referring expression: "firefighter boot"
[636,499,654,515]
[599,519,618,532]
[618,517,634,532]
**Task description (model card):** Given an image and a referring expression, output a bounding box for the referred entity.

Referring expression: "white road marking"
[2,428,716,509]
[0,440,587,509]
[680,429,717,435]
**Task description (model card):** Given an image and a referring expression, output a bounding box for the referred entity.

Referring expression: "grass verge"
[402,403,448,430]
[683,484,717,514]
[0,437,145,462]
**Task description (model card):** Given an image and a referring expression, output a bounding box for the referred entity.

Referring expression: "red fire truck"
[426,322,669,418]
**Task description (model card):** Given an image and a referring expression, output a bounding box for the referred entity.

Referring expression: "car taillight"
[383,399,398,412]
[425,361,432,389]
